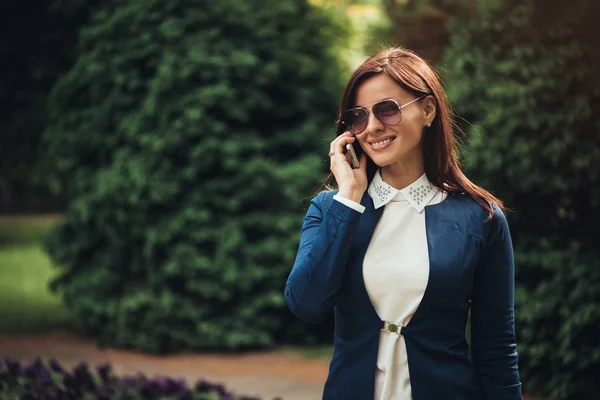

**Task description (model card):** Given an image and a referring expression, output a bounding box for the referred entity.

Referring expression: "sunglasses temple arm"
[400,95,426,109]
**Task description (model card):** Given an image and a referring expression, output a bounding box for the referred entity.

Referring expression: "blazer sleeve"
[284,190,362,323]
[471,205,522,400]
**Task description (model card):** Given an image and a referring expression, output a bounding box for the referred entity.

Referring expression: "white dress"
[333,170,446,400]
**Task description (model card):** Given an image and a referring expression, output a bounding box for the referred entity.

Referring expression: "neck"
[380,160,425,190]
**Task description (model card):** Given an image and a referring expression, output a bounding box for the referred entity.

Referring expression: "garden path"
[0,331,328,400]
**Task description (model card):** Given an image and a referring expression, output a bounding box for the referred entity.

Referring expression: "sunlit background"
[1,0,598,399]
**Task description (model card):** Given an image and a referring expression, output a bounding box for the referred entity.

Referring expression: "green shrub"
[443,1,600,399]
[44,0,346,353]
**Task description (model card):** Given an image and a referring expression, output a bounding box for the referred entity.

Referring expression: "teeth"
[371,138,393,147]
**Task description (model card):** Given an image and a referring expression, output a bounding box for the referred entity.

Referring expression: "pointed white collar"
[368,169,438,212]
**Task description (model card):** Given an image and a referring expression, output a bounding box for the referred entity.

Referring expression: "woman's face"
[352,73,434,171]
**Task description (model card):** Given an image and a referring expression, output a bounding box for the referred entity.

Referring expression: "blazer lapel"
[414,195,468,321]
[345,193,384,317]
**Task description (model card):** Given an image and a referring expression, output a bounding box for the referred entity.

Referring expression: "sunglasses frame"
[342,95,428,135]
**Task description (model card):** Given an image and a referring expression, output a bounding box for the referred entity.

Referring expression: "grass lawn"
[0,214,72,333]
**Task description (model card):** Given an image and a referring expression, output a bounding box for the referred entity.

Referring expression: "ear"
[423,95,437,126]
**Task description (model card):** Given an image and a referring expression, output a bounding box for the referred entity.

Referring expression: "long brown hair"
[323,47,504,220]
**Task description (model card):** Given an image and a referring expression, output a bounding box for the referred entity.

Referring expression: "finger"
[336,142,355,165]
[330,135,343,154]
[330,135,355,157]
[335,136,355,153]
[330,131,354,147]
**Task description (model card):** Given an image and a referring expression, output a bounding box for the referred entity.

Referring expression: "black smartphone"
[345,143,360,169]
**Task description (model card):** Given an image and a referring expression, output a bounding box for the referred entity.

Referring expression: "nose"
[364,110,384,134]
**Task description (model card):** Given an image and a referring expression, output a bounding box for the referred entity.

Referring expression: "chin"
[369,155,397,168]
[369,148,402,161]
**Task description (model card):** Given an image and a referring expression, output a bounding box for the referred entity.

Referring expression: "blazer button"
[388,323,398,333]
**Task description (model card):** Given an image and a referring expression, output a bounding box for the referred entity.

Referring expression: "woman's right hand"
[329,131,368,203]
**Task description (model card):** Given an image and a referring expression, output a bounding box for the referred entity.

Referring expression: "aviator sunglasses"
[342,95,427,135]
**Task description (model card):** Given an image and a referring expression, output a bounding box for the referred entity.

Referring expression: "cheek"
[398,118,425,140]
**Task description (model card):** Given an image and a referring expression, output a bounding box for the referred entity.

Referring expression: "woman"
[284,47,522,400]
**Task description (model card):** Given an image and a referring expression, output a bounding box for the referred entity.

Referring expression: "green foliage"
[443,1,600,399]
[44,0,346,352]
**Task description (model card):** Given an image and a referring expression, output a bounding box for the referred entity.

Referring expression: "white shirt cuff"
[333,194,366,214]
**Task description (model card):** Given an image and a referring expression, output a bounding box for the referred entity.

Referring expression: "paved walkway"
[0,331,329,400]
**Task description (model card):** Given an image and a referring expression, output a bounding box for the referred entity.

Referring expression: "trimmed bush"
[0,358,273,400]
[44,0,346,353]
[443,1,600,399]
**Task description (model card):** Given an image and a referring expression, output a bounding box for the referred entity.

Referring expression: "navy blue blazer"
[285,190,521,399]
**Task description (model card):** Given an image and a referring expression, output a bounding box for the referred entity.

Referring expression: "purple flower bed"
[0,358,279,400]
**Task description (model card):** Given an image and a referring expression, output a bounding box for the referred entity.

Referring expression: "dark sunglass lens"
[373,100,402,125]
[344,109,368,134]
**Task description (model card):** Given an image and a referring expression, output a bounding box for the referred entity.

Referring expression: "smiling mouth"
[369,136,396,149]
